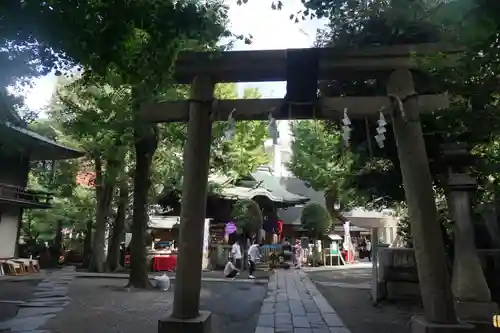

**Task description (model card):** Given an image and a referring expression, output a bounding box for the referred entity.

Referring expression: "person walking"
[366,239,372,262]
[293,239,303,269]
[247,242,262,279]
[230,239,243,271]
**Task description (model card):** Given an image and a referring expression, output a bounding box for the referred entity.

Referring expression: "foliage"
[288,120,361,215]
[300,202,332,238]
[50,77,133,161]
[23,122,94,244]
[156,83,269,206]
[231,199,263,236]
[211,83,270,177]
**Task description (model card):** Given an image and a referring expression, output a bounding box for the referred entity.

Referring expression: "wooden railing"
[0,183,53,207]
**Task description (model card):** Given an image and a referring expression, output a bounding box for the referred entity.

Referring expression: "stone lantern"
[441,143,499,323]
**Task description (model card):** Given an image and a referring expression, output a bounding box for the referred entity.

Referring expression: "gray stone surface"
[308,267,423,333]
[0,266,75,332]
[254,270,351,333]
[0,279,41,322]
[42,278,267,333]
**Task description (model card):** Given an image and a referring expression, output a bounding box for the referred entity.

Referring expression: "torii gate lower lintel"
[141,94,450,122]
[156,43,470,333]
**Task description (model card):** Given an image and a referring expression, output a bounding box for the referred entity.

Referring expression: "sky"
[21,0,326,112]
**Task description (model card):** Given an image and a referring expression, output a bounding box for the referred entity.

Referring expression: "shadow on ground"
[308,268,422,333]
[42,278,267,333]
[0,279,42,322]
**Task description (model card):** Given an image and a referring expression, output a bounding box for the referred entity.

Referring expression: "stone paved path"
[255,269,351,333]
[0,266,75,332]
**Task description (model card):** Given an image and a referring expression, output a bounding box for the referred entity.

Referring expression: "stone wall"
[377,247,500,302]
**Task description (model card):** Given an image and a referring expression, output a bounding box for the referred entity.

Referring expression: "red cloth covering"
[124,255,131,267]
[152,255,177,272]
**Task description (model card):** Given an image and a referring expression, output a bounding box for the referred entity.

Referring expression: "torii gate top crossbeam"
[173,43,461,84]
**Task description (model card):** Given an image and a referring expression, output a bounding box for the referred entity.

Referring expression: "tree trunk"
[51,219,63,267]
[128,87,158,289]
[90,158,115,273]
[83,219,93,268]
[107,183,128,272]
[324,189,342,223]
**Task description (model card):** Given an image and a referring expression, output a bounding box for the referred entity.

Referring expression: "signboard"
[330,242,339,255]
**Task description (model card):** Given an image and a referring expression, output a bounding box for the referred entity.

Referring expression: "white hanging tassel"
[341,108,351,146]
[224,109,236,140]
[268,112,279,145]
[375,111,387,148]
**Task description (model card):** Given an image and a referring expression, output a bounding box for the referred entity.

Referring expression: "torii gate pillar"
[387,70,472,332]
[159,75,214,333]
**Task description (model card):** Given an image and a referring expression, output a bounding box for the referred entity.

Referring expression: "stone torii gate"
[142,43,472,333]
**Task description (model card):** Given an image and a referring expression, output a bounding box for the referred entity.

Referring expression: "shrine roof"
[0,122,84,160]
[213,168,310,207]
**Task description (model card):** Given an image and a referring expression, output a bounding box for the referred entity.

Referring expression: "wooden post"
[172,75,214,320]
[386,69,457,324]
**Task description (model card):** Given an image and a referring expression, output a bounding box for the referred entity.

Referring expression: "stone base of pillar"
[455,300,499,324]
[158,310,211,333]
[410,315,474,333]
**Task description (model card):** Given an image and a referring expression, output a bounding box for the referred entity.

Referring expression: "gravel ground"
[308,267,371,285]
[43,278,267,333]
[307,269,422,333]
[0,279,42,322]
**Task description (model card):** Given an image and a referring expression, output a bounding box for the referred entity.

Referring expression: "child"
[224,259,239,279]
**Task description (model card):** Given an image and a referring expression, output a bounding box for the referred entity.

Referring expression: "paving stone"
[275,302,290,313]
[322,314,344,327]
[261,303,275,314]
[292,316,310,328]
[275,313,293,325]
[307,314,326,328]
[294,328,313,333]
[0,314,55,331]
[30,296,71,303]
[254,270,350,333]
[290,306,306,316]
[304,304,320,313]
[16,307,64,318]
[263,295,276,303]
[313,296,336,314]
[33,290,68,298]
[276,324,294,332]
[258,314,275,327]
[312,329,330,333]
[329,328,351,333]
[255,327,274,333]
[288,300,302,307]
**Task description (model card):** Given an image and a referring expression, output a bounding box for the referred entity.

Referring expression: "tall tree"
[6,0,231,287]
[288,120,359,218]
[49,77,133,272]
